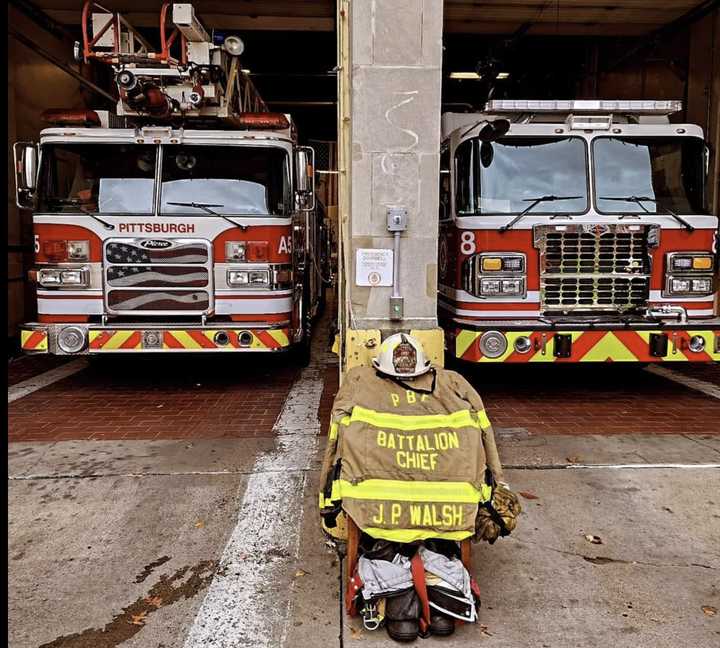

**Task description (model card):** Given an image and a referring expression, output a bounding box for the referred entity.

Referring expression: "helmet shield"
[392,338,417,375]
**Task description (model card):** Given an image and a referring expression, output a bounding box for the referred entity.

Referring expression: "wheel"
[291,283,313,367]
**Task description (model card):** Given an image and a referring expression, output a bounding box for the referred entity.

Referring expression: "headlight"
[667,275,714,296]
[37,267,88,288]
[480,277,525,296]
[226,241,246,262]
[480,254,525,272]
[227,269,270,287]
[67,240,90,261]
[669,252,714,272]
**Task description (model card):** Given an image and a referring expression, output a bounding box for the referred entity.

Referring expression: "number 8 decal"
[460,231,476,255]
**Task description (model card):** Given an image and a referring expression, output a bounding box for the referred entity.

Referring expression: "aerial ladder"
[78,1,273,126]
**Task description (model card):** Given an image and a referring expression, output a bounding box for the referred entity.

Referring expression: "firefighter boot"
[385,589,421,642]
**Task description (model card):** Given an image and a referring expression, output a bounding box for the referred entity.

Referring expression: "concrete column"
[343,0,444,352]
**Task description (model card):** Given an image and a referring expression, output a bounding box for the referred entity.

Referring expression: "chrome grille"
[104,238,212,315]
[535,225,651,312]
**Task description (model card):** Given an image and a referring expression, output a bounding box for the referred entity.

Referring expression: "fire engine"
[14,2,329,365]
[438,100,719,363]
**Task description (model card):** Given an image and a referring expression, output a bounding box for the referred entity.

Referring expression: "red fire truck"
[438,100,719,363]
[14,2,328,364]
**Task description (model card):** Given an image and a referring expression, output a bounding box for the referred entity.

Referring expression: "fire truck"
[438,100,719,363]
[14,2,329,365]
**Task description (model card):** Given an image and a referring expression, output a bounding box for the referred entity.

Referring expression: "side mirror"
[295,146,315,211]
[477,118,510,142]
[13,142,38,209]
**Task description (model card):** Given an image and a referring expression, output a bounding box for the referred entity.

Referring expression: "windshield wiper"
[44,197,115,230]
[598,196,694,232]
[499,195,582,232]
[166,202,248,230]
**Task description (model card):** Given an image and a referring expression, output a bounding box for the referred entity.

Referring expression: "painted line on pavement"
[8,359,89,403]
[9,463,720,481]
[182,349,329,647]
[645,365,720,401]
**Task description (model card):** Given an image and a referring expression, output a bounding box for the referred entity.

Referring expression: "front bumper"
[20,323,292,355]
[449,320,720,363]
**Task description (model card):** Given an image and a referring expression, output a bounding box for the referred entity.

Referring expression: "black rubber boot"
[429,612,455,636]
[385,589,420,642]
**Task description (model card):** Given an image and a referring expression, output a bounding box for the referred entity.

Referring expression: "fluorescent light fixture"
[496,72,510,80]
[449,72,481,80]
[241,68,251,74]
[485,99,683,114]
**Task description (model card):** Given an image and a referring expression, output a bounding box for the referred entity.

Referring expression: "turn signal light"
[692,257,713,270]
[246,241,269,262]
[43,239,68,262]
[481,257,503,271]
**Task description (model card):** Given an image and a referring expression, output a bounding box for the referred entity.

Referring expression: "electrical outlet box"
[387,207,408,232]
[389,296,404,320]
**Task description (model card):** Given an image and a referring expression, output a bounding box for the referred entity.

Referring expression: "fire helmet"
[372,333,431,378]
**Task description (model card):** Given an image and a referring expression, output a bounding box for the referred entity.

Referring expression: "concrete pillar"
[340,0,444,370]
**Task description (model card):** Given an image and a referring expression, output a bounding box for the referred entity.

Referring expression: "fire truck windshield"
[593,137,708,215]
[38,143,156,214]
[160,145,290,216]
[455,137,588,216]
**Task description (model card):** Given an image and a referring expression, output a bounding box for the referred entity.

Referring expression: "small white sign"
[355,248,393,286]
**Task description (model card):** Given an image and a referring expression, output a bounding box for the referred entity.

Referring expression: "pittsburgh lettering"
[118,223,196,234]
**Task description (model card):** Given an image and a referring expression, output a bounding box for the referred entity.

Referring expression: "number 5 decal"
[34,234,40,254]
[460,231,476,255]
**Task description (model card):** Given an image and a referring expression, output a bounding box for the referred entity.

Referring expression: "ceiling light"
[496,72,510,80]
[449,72,481,80]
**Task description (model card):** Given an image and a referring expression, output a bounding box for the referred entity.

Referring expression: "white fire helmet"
[372,333,431,378]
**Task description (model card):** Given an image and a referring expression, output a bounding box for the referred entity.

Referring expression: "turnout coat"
[319,365,503,542]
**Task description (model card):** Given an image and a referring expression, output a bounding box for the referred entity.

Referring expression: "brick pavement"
[460,362,720,435]
[7,354,72,387]
[8,354,298,442]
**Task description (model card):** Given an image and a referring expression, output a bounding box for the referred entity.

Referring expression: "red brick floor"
[457,362,720,435]
[7,354,72,387]
[665,362,720,386]
[8,354,298,442]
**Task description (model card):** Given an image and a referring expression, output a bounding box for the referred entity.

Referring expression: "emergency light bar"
[485,99,683,115]
[234,112,290,130]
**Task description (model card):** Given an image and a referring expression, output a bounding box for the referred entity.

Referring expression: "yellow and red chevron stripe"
[20,329,49,353]
[88,328,290,352]
[455,328,720,363]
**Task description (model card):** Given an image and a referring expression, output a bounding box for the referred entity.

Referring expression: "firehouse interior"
[8,1,719,348]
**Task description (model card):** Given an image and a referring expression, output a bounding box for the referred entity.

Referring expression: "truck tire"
[291,284,312,367]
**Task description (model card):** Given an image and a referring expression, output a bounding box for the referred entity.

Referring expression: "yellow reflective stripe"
[362,527,472,542]
[337,479,492,503]
[102,330,136,349]
[329,423,339,440]
[478,409,491,429]
[347,406,479,431]
[455,330,478,359]
[268,329,290,347]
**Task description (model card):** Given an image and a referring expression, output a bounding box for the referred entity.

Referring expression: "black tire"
[291,284,313,367]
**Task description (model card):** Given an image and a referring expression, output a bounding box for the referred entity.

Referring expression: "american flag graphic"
[105,241,208,264]
[105,240,211,313]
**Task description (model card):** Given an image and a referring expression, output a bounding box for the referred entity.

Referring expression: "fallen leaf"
[350,626,363,640]
[662,506,674,514]
[479,624,493,636]
[584,534,603,544]
[566,456,582,464]
[194,520,205,529]
[294,569,309,578]
[702,605,717,616]
[519,491,539,500]
[144,596,163,608]
[130,611,148,626]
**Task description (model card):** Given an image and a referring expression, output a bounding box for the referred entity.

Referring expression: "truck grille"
[104,238,212,315]
[535,224,651,312]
